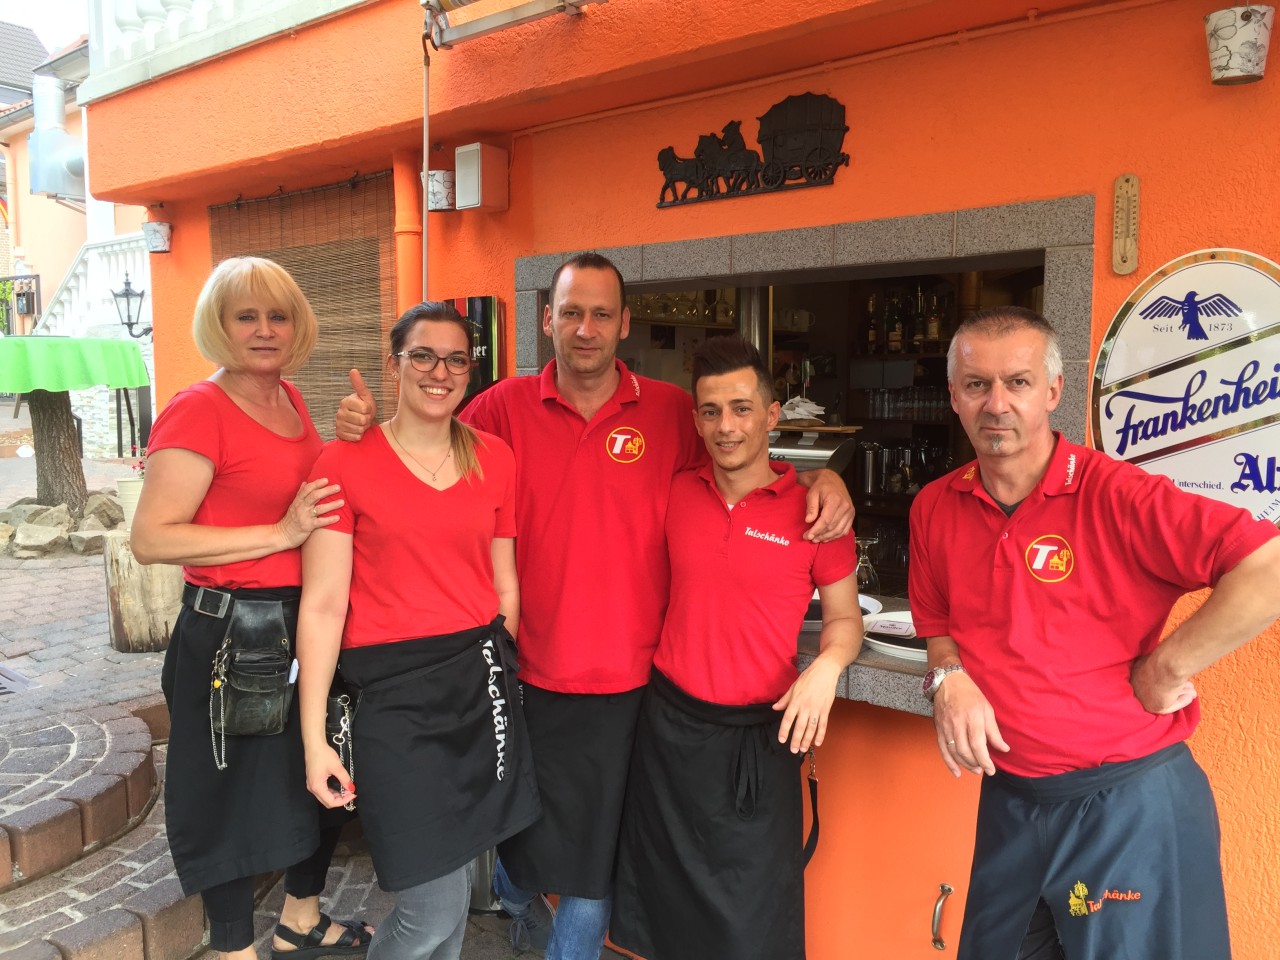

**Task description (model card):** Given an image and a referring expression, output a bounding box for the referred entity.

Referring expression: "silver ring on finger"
[946,739,956,745]
[311,508,318,518]
[808,718,818,725]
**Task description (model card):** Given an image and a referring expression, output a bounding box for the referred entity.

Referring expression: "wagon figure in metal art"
[756,92,850,189]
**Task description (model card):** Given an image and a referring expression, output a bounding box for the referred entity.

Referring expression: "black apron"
[162,585,322,896]
[339,618,541,893]
[612,669,806,960]
[496,682,645,899]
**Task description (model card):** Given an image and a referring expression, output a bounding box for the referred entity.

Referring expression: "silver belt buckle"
[193,587,232,618]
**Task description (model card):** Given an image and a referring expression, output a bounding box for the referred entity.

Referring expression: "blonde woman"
[133,257,371,960]
[298,301,540,960]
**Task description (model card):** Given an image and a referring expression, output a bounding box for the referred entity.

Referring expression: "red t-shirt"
[462,360,706,693]
[309,426,516,648]
[653,463,857,705]
[146,379,322,588]
[909,435,1280,777]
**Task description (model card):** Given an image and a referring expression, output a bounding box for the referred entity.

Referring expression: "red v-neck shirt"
[310,427,516,648]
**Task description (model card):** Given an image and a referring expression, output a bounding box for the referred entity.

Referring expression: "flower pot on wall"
[427,170,455,211]
[142,220,173,252]
[1204,6,1274,84]
[117,476,145,529]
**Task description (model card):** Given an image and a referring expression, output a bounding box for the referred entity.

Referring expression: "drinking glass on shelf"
[854,537,881,597]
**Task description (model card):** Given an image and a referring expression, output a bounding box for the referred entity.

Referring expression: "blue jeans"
[494,858,611,960]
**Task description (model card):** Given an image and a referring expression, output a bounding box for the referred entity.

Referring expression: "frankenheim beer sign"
[1092,249,1280,525]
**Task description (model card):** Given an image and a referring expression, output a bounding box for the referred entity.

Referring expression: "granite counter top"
[797,596,932,719]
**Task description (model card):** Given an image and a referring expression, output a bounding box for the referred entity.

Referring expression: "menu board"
[1091,249,1280,525]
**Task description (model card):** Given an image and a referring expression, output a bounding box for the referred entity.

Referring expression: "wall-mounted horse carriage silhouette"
[656,92,850,207]
[756,93,850,188]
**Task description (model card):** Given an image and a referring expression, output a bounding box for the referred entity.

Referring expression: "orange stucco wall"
[87,1,1280,954]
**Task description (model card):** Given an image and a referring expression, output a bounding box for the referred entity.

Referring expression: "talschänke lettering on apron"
[481,637,508,780]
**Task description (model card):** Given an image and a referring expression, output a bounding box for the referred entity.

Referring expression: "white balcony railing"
[30,232,155,458]
[79,0,376,105]
[34,232,149,337]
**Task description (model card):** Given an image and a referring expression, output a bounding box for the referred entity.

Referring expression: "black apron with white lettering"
[612,669,806,960]
[339,618,540,893]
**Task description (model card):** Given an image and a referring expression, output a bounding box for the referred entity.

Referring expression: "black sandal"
[270,913,372,960]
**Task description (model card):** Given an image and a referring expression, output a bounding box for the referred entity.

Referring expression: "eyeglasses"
[392,349,473,374]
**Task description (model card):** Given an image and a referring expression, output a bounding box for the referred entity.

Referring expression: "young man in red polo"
[910,306,1280,960]
[610,336,861,960]
[335,256,854,959]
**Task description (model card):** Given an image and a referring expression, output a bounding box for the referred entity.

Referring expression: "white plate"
[810,591,883,617]
[862,610,926,662]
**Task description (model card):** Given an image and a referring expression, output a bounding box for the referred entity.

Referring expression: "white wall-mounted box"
[454,143,509,211]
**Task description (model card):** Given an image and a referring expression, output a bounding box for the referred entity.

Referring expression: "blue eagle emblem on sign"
[1138,291,1243,341]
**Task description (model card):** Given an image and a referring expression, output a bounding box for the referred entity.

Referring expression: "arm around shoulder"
[794,468,854,542]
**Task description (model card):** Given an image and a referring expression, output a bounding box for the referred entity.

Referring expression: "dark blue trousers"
[959,743,1230,960]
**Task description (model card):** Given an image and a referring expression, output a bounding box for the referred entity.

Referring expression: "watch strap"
[922,664,966,702]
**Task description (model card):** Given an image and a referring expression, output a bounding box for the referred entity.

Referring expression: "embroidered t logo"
[607,427,645,463]
[1025,535,1074,583]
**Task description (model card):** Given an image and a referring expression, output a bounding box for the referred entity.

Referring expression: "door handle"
[931,883,954,950]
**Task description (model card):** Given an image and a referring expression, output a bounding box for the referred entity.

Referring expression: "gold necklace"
[388,420,452,482]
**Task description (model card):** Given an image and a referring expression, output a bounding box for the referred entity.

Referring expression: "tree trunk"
[28,388,89,515]
[104,531,181,652]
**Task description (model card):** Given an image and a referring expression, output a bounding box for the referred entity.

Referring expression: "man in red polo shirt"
[335,254,852,959]
[909,306,1280,960]
[610,336,860,960]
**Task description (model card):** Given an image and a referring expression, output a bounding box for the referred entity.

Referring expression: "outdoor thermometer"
[1112,174,1140,275]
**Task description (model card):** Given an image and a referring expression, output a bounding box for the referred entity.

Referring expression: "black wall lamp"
[112,273,151,339]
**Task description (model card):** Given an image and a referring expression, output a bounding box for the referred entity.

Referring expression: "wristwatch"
[922,664,966,702]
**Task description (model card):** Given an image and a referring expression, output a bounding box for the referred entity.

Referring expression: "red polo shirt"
[462,360,706,693]
[909,435,1279,777]
[653,463,857,706]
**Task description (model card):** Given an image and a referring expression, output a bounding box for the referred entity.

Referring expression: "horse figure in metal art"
[657,146,708,204]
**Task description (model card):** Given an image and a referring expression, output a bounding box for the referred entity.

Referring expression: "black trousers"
[200,810,350,952]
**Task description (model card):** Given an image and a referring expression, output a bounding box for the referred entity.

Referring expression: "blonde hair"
[192,257,318,375]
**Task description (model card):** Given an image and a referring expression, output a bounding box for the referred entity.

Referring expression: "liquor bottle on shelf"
[910,284,926,353]
[925,293,943,351]
[864,293,879,355]
[886,295,904,354]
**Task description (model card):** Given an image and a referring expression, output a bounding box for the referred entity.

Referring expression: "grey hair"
[946,306,1063,383]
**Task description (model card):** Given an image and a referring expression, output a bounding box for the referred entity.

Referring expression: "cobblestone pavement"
[0,457,624,959]
[0,457,162,724]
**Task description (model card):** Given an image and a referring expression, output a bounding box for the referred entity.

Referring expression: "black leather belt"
[181,584,300,620]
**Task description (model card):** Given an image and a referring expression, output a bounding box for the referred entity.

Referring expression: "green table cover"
[0,336,150,393]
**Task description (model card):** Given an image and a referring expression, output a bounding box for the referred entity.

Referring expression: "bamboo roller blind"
[209,172,399,438]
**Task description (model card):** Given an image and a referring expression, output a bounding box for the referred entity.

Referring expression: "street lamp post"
[112,273,152,339]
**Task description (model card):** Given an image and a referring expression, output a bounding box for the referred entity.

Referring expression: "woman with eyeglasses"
[131,257,371,960]
[296,301,540,960]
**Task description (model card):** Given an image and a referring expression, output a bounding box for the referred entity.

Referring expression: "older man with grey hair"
[910,305,1280,959]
